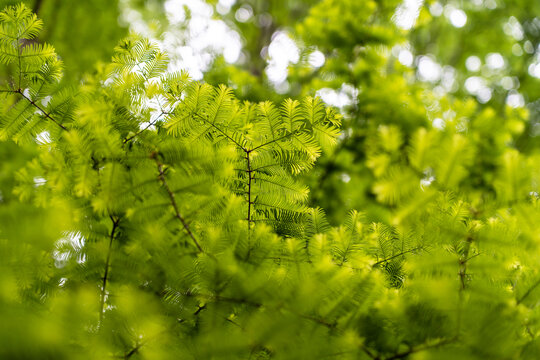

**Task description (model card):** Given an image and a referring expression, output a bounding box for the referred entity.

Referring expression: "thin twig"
[123,110,167,144]
[32,0,44,14]
[192,112,246,150]
[124,342,143,359]
[384,337,456,360]
[246,151,253,230]
[249,131,297,152]
[152,154,204,253]
[371,246,424,267]
[517,277,540,305]
[99,216,120,325]
[14,88,68,130]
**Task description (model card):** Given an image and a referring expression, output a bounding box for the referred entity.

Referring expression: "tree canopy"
[1,1,540,359]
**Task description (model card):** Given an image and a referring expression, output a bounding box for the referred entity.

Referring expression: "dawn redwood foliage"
[2,3,540,360]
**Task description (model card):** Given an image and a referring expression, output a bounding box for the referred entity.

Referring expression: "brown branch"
[193,112,246,150]
[517,277,540,305]
[371,246,424,267]
[459,235,474,291]
[249,131,297,152]
[123,111,167,144]
[99,216,120,325]
[383,337,456,360]
[246,151,253,230]
[124,343,142,359]
[14,88,67,131]
[152,154,204,253]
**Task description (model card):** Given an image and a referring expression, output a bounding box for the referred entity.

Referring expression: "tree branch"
[371,246,424,267]
[249,131,297,152]
[99,216,120,325]
[14,88,68,131]
[459,235,474,291]
[517,277,540,305]
[152,154,204,253]
[192,112,246,150]
[246,151,253,230]
[384,337,456,360]
[123,111,167,144]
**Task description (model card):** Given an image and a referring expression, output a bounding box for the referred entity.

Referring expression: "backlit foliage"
[2,3,540,360]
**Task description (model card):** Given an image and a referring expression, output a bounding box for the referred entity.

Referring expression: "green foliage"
[2,2,540,360]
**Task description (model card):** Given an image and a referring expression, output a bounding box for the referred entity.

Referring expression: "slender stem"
[14,88,68,130]
[517,277,540,305]
[455,234,473,334]
[99,216,120,324]
[384,337,456,360]
[123,111,167,144]
[371,246,424,267]
[121,61,168,144]
[153,155,204,253]
[246,151,253,230]
[17,34,22,89]
[193,112,246,150]
[459,235,473,291]
[168,93,246,150]
[295,312,336,329]
[194,116,254,231]
[249,131,297,152]
[361,347,378,360]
